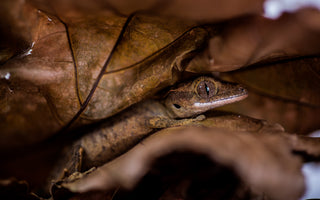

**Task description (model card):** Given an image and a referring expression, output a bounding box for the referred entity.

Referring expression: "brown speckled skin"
[79,100,167,169]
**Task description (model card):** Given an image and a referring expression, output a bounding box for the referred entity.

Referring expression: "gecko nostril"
[173,104,181,109]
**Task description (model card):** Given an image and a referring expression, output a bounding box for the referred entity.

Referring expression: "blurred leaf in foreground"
[56,126,304,200]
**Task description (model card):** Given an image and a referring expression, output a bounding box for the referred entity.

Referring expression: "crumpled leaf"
[29,0,264,22]
[186,9,320,72]
[218,91,320,134]
[217,58,320,134]
[65,14,203,120]
[226,57,320,107]
[58,127,304,200]
[196,111,285,134]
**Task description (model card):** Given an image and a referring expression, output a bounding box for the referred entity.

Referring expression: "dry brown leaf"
[186,9,320,72]
[59,127,304,200]
[218,91,320,134]
[196,111,285,134]
[225,57,320,107]
[29,0,264,22]
[216,59,320,134]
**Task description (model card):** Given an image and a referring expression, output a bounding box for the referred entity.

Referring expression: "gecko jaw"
[193,92,248,108]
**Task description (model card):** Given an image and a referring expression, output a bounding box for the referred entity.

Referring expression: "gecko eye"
[196,80,216,99]
[173,104,181,109]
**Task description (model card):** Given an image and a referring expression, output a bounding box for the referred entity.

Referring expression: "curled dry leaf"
[65,15,204,121]
[226,57,320,107]
[186,9,320,72]
[217,57,320,134]
[196,111,285,134]
[218,91,320,135]
[60,127,304,200]
[28,0,264,22]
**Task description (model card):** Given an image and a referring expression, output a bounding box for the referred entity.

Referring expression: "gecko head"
[163,76,248,118]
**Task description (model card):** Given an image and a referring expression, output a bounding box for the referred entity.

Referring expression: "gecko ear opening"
[173,104,181,109]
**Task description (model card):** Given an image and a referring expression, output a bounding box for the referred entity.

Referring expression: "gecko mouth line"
[215,92,248,102]
[193,92,248,107]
